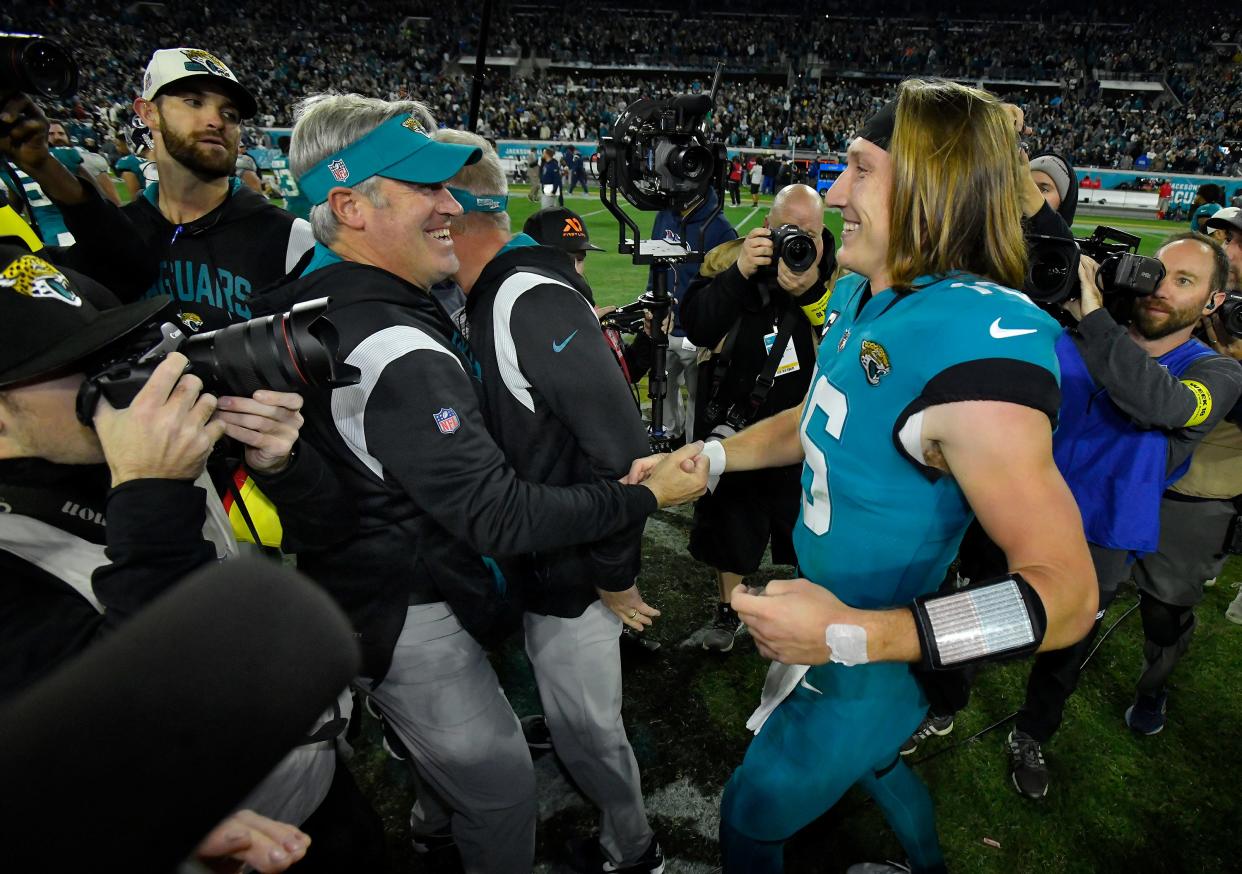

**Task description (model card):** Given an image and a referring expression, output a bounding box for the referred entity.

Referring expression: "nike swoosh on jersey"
[989,318,1038,339]
[552,329,578,352]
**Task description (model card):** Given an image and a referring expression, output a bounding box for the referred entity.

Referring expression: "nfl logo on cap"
[329,159,349,183]
[433,407,460,434]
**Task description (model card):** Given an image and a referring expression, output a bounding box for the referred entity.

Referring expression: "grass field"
[340,186,1242,872]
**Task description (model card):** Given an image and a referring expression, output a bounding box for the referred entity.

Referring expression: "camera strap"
[736,307,801,424]
[704,316,746,408]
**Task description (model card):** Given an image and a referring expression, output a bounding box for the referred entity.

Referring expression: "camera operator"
[628,82,1096,874]
[266,94,706,873]
[0,48,313,327]
[1006,231,1242,796]
[676,183,833,653]
[439,129,667,874]
[1026,151,1078,238]
[1115,208,1242,730]
[648,185,736,447]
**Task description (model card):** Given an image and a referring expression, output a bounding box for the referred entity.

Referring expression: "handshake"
[622,439,718,506]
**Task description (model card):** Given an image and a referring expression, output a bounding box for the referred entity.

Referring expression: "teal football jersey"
[267,155,311,220]
[12,167,73,246]
[793,271,1062,610]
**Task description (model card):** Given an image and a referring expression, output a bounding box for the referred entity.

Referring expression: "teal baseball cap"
[298,114,482,205]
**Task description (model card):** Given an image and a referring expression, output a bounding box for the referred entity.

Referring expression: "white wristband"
[700,439,727,475]
[700,439,727,493]
[825,623,869,666]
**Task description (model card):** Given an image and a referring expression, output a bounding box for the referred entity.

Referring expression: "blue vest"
[1052,332,1214,554]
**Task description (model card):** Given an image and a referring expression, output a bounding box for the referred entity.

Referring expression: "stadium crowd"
[3,2,1242,873]
[10,0,1242,175]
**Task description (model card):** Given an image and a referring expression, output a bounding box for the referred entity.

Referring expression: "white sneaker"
[1226,584,1242,625]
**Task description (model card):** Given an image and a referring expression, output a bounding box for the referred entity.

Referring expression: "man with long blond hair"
[643,78,1098,872]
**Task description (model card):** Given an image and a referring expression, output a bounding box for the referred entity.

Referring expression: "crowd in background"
[11,0,1242,175]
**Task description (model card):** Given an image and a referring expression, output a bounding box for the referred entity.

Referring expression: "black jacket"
[60,180,313,330]
[262,257,656,679]
[0,445,353,703]
[465,243,649,618]
[682,230,831,441]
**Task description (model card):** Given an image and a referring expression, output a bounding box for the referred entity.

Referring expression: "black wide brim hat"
[0,245,172,388]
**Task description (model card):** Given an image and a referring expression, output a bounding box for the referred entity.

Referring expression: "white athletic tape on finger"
[701,439,726,493]
[826,623,869,666]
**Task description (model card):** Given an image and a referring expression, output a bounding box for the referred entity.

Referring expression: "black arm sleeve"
[512,286,649,590]
[247,440,358,554]
[361,347,657,558]
[1076,310,1242,431]
[55,181,159,301]
[89,480,218,625]
[1025,200,1073,241]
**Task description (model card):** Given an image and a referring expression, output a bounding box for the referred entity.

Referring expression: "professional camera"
[597,93,726,215]
[75,298,360,425]
[1025,226,1164,305]
[758,224,818,277]
[1216,292,1242,339]
[0,34,78,99]
[598,299,648,334]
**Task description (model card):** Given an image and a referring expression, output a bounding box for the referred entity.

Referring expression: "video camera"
[596,65,728,450]
[598,299,648,334]
[0,33,77,99]
[1025,226,1165,306]
[75,298,360,425]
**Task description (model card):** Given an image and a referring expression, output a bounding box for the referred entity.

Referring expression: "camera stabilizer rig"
[596,64,728,452]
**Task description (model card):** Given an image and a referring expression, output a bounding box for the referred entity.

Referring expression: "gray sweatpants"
[359,603,535,873]
[526,601,654,866]
[1133,495,1235,695]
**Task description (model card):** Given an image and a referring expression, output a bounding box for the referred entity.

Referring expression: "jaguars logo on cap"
[0,255,81,307]
[401,116,427,135]
[180,49,234,80]
[859,338,891,385]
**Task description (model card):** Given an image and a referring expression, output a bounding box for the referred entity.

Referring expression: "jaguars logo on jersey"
[178,311,205,332]
[859,339,891,385]
[0,255,81,307]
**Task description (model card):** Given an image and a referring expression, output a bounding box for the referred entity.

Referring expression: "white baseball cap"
[141,48,257,118]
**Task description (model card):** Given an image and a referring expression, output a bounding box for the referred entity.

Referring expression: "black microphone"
[0,557,360,873]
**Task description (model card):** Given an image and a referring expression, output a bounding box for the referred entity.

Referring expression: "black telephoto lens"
[0,34,78,99]
[181,298,358,398]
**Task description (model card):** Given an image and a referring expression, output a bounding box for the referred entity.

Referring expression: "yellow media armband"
[1181,379,1213,427]
[0,203,45,253]
[800,288,832,326]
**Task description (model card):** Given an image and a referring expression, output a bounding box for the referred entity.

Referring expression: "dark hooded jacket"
[59,179,313,330]
[1026,151,1078,241]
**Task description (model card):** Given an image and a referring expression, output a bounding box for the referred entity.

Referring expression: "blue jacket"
[647,188,736,336]
[539,158,561,191]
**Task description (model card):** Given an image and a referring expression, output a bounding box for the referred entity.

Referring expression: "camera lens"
[181,298,354,397]
[0,35,79,99]
[669,144,711,182]
[781,235,817,273]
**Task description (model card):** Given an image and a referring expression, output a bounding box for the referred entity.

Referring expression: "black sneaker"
[1007,728,1050,799]
[568,835,665,874]
[1124,691,1168,735]
[411,829,455,854]
[678,602,746,652]
[520,714,554,752]
[899,713,955,756]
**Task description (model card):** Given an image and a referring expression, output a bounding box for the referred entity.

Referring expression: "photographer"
[268,94,705,873]
[1007,231,1242,796]
[677,183,833,653]
[1117,208,1242,731]
[629,82,1096,874]
[648,185,736,447]
[1,48,313,328]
